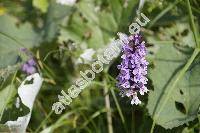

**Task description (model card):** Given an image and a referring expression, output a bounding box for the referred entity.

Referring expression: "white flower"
[56,0,76,6]
[139,86,149,95]
[126,90,134,97]
[79,48,96,63]
[131,95,141,105]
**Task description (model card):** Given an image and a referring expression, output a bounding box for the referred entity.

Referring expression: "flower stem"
[131,107,135,133]
[150,120,156,133]
[104,79,113,133]
[34,110,54,133]
[186,0,199,48]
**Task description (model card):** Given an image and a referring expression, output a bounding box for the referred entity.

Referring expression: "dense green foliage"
[0,0,199,132]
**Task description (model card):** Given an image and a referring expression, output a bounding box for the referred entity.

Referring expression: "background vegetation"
[0,0,200,132]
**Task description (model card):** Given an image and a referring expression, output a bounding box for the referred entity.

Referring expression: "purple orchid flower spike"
[117,33,149,105]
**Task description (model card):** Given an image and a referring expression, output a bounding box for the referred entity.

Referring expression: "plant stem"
[148,0,182,28]
[104,80,113,133]
[34,110,54,133]
[110,88,128,133]
[186,0,199,48]
[150,121,156,133]
[110,88,125,124]
[132,108,135,133]
[150,48,200,133]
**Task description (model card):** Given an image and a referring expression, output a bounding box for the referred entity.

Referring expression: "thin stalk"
[34,110,54,133]
[90,81,104,87]
[150,121,156,133]
[80,111,98,132]
[107,74,117,83]
[110,88,125,123]
[81,108,107,128]
[110,88,128,133]
[46,121,71,132]
[131,108,135,133]
[43,50,60,62]
[106,74,128,133]
[181,2,200,14]
[36,100,50,122]
[148,0,182,28]
[104,80,113,133]
[186,0,199,48]
[150,49,200,133]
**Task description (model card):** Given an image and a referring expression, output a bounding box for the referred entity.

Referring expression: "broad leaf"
[147,43,200,129]
[0,85,16,120]
[77,0,99,24]
[42,0,73,42]
[147,23,196,48]
[59,0,120,49]
[0,84,29,124]
[108,0,123,23]
[0,15,42,69]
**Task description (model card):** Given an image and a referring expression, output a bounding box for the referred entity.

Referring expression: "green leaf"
[59,11,105,49]
[0,84,30,123]
[4,73,43,132]
[159,23,196,48]
[147,44,200,129]
[33,0,49,13]
[146,23,196,49]
[99,10,118,34]
[117,0,138,31]
[108,0,123,23]
[42,1,73,42]
[186,0,199,48]
[1,97,30,124]
[59,0,118,49]
[0,15,42,69]
[87,24,105,49]
[0,84,16,120]
[59,12,89,43]
[77,0,99,24]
